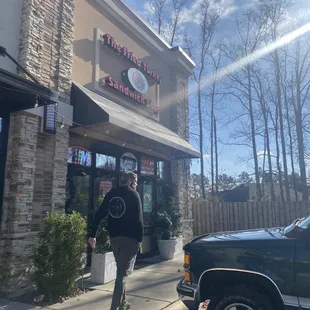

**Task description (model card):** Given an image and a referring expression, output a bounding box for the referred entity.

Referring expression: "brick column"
[0,112,39,297]
[52,124,70,213]
[170,69,193,244]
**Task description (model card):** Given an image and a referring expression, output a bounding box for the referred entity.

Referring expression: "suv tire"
[208,287,275,310]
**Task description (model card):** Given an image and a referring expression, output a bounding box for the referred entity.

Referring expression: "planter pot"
[174,237,183,256]
[91,252,116,284]
[157,239,177,260]
[91,251,136,284]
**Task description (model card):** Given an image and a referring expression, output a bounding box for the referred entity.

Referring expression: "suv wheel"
[208,287,275,310]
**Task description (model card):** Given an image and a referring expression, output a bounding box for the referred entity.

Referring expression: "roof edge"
[170,46,195,68]
[95,0,195,70]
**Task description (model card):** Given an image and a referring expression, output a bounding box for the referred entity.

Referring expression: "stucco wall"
[73,0,172,124]
[0,0,23,73]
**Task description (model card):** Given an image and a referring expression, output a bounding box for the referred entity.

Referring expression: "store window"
[65,166,91,218]
[68,146,92,167]
[141,156,155,176]
[96,153,116,170]
[93,175,117,211]
[120,152,138,173]
[157,161,171,180]
[142,181,153,213]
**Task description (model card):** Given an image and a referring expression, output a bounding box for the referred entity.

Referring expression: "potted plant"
[90,220,116,284]
[90,219,136,284]
[154,197,182,260]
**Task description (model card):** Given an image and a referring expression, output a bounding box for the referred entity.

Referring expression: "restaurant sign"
[100,180,112,196]
[122,68,149,94]
[141,157,155,175]
[102,34,162,84]
[101,76,159,113]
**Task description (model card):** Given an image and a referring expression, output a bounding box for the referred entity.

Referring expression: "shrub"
[33,211,87,301]
[94,218,112,254]
[154,197,182,240]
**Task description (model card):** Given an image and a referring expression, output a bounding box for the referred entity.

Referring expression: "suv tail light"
[184,252,191,282]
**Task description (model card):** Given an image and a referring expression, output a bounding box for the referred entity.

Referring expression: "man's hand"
[89,237,96,249]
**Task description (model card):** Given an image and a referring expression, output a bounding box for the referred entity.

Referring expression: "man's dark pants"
[110,236,139,310]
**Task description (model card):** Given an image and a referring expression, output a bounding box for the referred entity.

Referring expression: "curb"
[162,300,189,310]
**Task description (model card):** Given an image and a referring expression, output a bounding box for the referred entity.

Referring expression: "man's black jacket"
[90,186,143,242]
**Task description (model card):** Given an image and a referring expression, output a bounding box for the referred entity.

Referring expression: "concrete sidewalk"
[0,255,188,310]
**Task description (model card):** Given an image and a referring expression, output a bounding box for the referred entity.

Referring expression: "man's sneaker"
[120,300,131,310]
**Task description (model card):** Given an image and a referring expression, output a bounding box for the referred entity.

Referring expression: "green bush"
[33,212,87,301]
[94,218,112,254]
[154,197,182,240]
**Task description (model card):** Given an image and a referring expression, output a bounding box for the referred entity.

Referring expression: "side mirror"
[286,225,304,239]
[298,228,310,243]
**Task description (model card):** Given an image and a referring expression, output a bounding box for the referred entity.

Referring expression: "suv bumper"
[177,278,199,309]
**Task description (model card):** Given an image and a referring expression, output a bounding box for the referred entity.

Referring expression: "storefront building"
[0,0,198,298]
[70,0,199,256]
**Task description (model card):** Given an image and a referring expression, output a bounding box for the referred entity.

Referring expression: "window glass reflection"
[96,153,116,170]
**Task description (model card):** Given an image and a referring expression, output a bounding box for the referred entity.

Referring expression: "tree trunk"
[275,103,285,202]
[257,76,275,202]
[198,78,205,199]
[284,84,298,201]
[170,21,177,46]
[295,75,308,200]
[262,107,275,202]
[274,51,291,202]
[262,135,267,199]
[295,109,308,200]
[210,83,215,196]
[214,116,219,194]
[247,68,261,200]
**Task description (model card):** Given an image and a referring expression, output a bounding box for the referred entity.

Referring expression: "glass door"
[65,165,92,219]
[93,153,117,212]
[139,177,155,255]
[66,165,93,267]
[93,173,117,212]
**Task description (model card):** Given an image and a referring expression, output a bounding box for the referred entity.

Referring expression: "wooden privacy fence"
[193,200,310,236]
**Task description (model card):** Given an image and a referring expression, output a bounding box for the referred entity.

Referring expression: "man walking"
[89,172,143,310]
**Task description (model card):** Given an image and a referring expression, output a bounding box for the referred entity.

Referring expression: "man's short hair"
[120,172,137,186]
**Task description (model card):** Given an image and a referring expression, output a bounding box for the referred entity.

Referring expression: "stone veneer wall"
[0,119,70,297]
[52,125,70,213]
[18,0,75,93]
[170,70,193,245]
[31,125,70,232]
[0,0,75,297]
[0,112,40,296]
[32,128,55,232]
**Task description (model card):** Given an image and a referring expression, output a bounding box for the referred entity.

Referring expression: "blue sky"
[123,0,310,178]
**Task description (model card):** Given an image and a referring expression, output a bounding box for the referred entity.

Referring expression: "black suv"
[177,216,310,310]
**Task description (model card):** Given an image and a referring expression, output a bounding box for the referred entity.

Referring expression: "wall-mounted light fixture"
[43,103,58,134]
[60,116,65,129]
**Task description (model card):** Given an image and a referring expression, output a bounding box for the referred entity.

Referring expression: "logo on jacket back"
[108,197,126,218]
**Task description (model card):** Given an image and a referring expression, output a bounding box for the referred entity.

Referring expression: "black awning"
[71,83,200,159]
[0,68,54,114]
